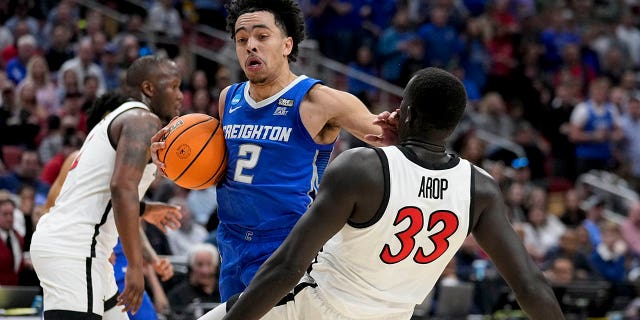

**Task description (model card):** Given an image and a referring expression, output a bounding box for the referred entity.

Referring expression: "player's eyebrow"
[235,24,271,35]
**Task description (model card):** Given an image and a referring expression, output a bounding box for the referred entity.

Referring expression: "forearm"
[112,188,144,268]
[225,260,304,319]
[511,273,564,319]
[139,225,158,264]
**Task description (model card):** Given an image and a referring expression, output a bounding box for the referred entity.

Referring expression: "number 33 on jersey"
[308,146,474,305]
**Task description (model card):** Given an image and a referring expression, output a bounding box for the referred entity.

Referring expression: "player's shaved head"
[125,55,174,93]
[405,67,467,134]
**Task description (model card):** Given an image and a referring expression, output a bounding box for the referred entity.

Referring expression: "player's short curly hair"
[225,0,305,62]
[407,68,468,131]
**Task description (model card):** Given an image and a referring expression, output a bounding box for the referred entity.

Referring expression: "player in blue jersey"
[151,0,398,301]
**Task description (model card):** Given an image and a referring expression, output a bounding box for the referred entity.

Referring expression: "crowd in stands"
[1,0,640,318]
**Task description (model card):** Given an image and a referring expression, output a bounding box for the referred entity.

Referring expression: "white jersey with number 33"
[308,146,473,318]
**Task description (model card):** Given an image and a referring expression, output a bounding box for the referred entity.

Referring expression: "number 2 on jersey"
[379,207,459,264]
[234,144,262,184]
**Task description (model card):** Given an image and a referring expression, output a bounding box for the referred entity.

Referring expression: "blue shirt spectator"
[418,7,461,68]
[377,9,415,83]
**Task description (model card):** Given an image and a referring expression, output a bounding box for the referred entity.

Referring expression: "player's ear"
[141,80,154,98]
[283,36,293,57]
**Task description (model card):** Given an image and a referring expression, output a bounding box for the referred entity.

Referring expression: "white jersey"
[31,101,156,260]
[309,146,474,319]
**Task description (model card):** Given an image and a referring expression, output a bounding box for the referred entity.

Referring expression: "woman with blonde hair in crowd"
[17,56,59,116]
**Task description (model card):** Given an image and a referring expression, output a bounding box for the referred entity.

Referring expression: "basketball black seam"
[174,121,220,184]
[193,148,227,189]
[160,117,213,164]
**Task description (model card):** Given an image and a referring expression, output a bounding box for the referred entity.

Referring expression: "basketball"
[157,113,227,190]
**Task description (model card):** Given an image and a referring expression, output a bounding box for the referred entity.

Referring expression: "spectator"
[100,43,122,92]
[620,95,640,191]
[459,17,490,93]
[44,24,74,74]
[42,0,79,46]
[544,257,575,286]
[474,92,515,138]
[590,222,627,283]
[621,201,640,257]
[396,37,426,87]
[168,243,221,319]
[80,75,100,112]
[418,6,461,68]
[5,34,37,85]
[600,46,630,85]
[147,0,183,58]
[59,91,87,135]
[377,8,416,84]
[187,186,218,227]
[191,89,214,116]
[0,150,49,201]
[166,197,208,259]
[347,46,378,98]
[0,198,23,286]
[569,77,624,175]
[521,205,567,263]
[18,55,59,116]
[543,228,593,280]
[559,188,587,227]
[37,115,63,164]
[4,1,40,42]
[582,195,607,247]
[57,68,80,104]
[8,82,46,149]
[542,82,578,179]
[505,182,527,223]
[40,131,81,186]
[58,38,107,96]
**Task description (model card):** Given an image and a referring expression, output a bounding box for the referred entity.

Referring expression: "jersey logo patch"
[231,94,241,105]
[278,98,294,107]
[273,107,289,116]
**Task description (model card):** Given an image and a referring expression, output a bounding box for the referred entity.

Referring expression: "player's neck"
[248,71,297,101]
[401,138,446,153]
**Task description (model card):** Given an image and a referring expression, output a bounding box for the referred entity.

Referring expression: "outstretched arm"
[471,168,564,319]
[303,86,398,147]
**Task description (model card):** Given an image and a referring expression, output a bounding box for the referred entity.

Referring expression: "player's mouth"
[245,56,264,71]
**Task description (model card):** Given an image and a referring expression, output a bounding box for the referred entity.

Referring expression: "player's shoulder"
[470,164,502,202]
[328,147,382,179]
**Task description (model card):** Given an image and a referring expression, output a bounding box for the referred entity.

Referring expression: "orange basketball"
[157,113,227,190]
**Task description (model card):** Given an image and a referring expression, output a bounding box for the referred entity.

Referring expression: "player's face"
[152,63,183,123]
[234,11,293,84]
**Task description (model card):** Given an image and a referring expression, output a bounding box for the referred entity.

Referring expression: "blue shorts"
[217,223,289,301]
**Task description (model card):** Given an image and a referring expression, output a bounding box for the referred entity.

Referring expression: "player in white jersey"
[200,68,564,320]
[30,56,183,320]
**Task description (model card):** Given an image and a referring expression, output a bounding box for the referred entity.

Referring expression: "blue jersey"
[576,100,615,160]
[217,76,334,231]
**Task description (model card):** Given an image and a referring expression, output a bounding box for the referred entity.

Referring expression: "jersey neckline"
[243,75,308,109]
[395,145,461,170]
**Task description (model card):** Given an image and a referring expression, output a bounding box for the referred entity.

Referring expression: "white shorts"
[200,279,402,320]
[31,252,127,319]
